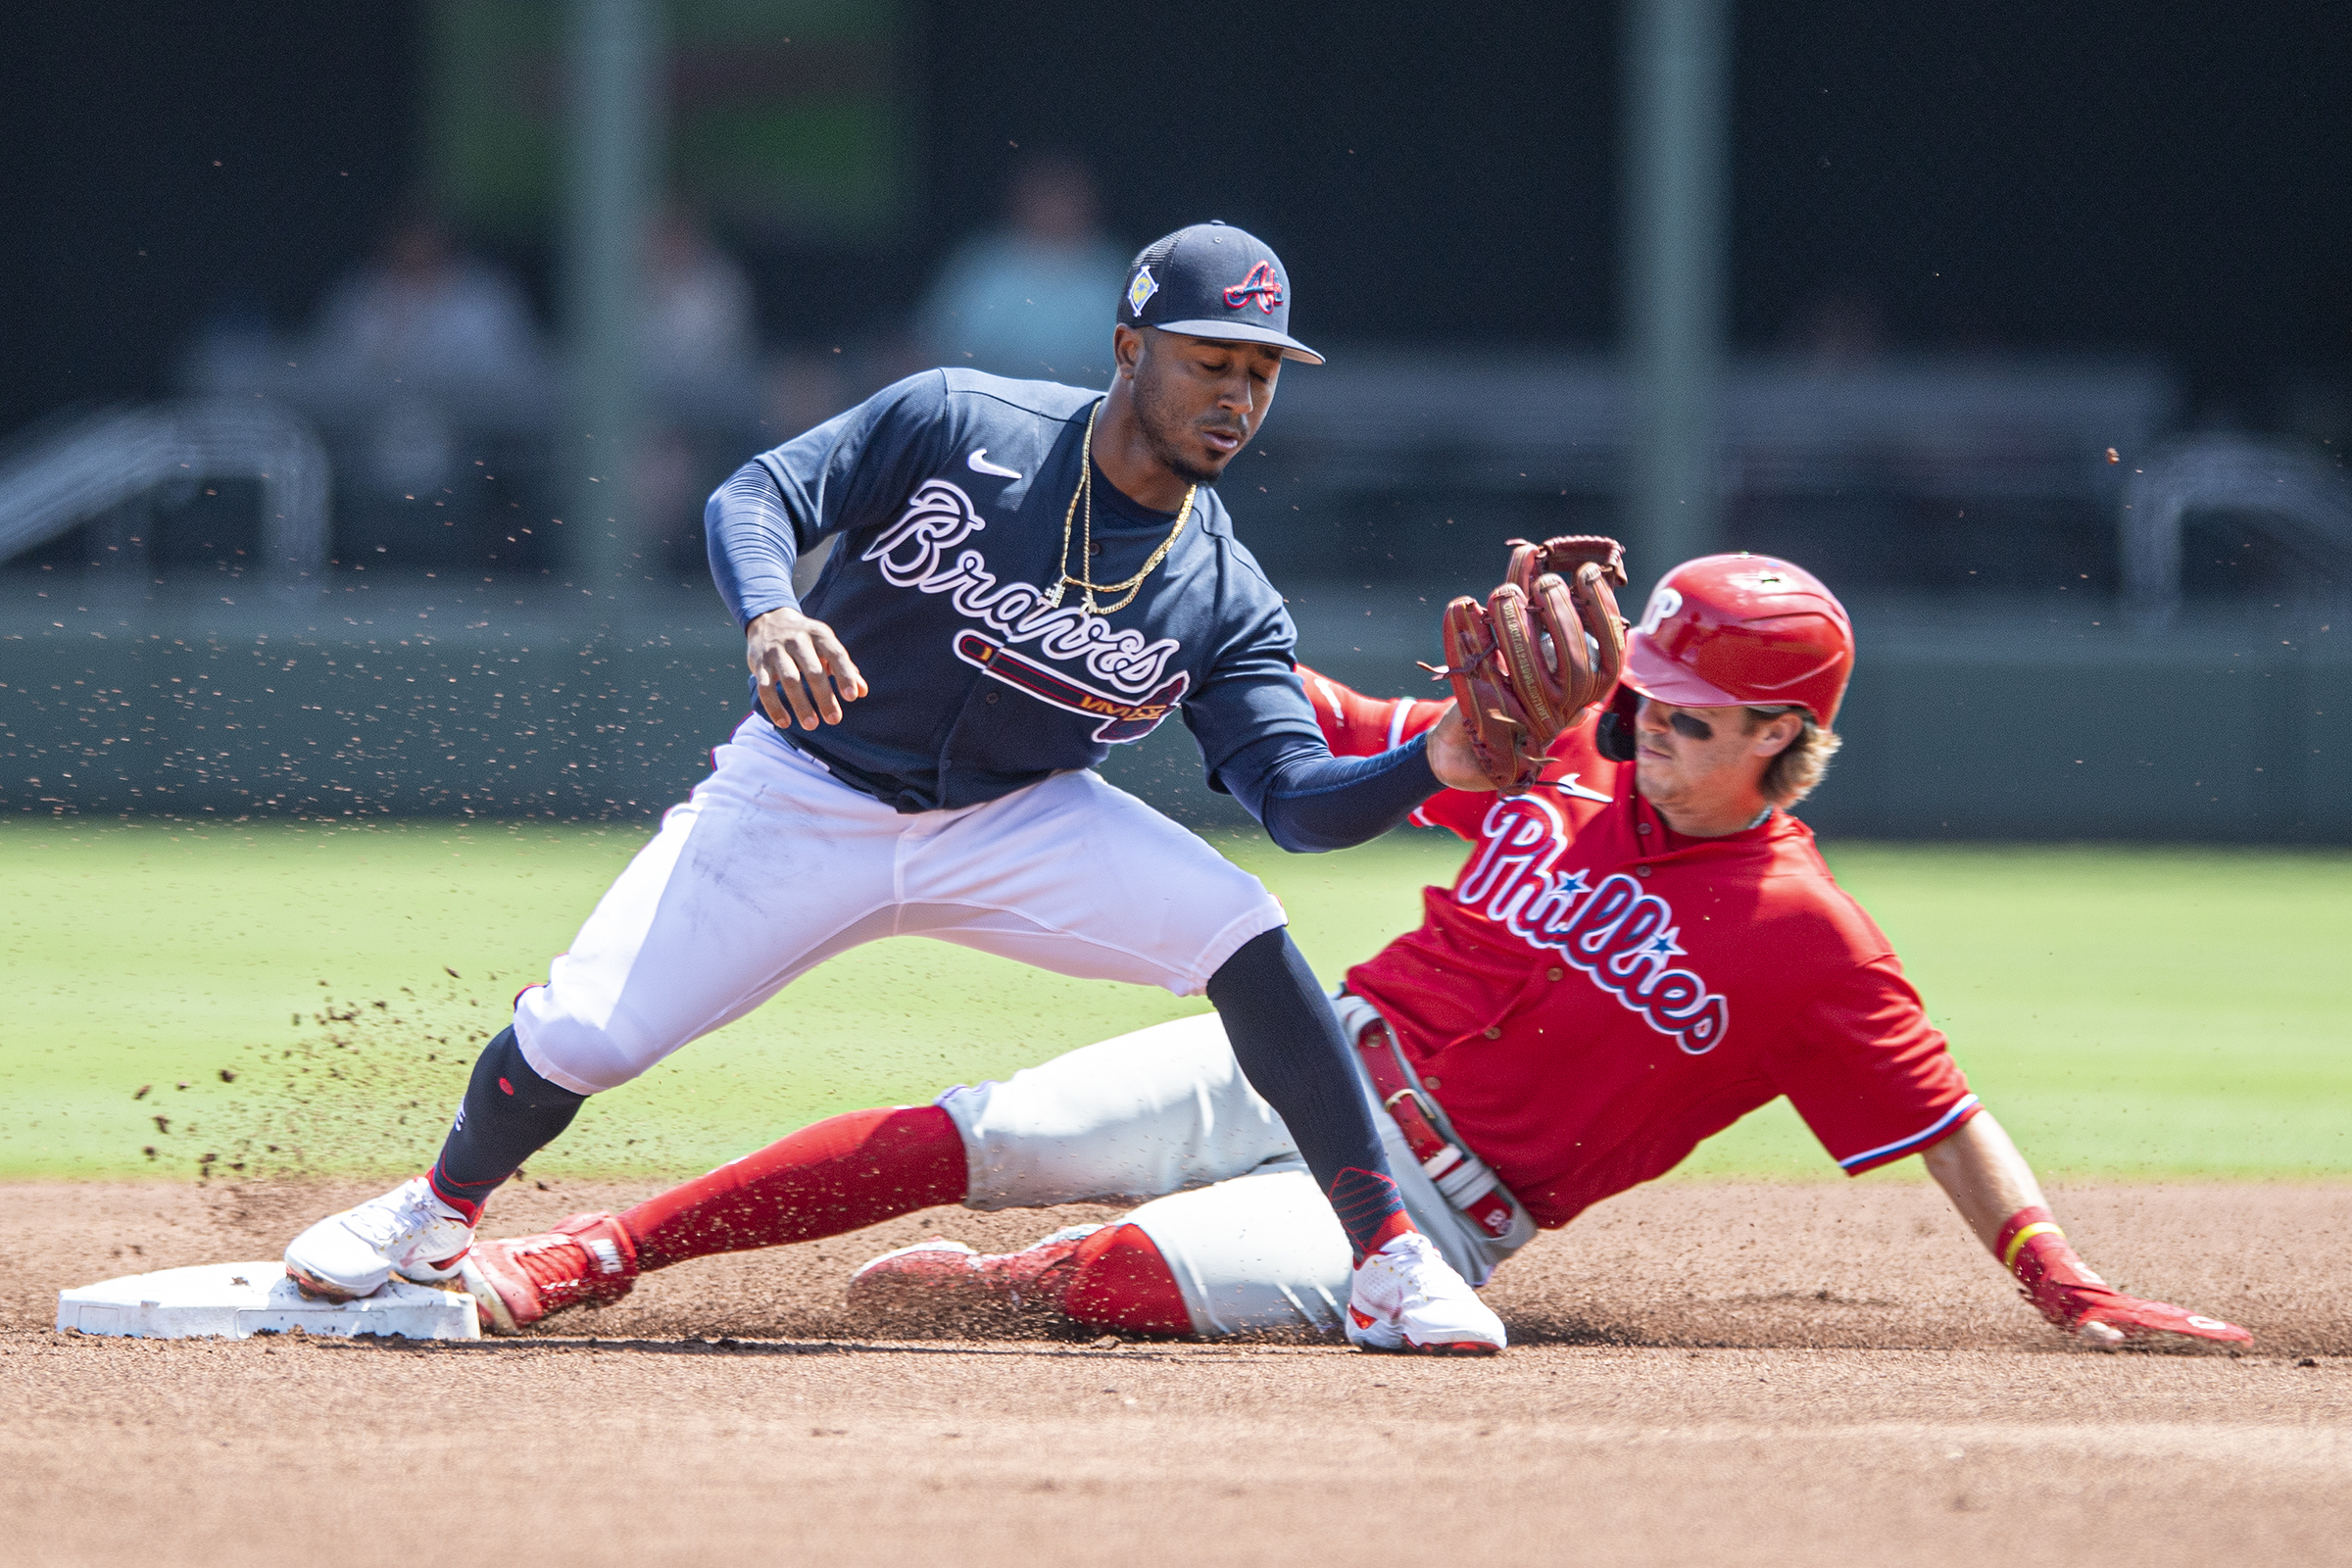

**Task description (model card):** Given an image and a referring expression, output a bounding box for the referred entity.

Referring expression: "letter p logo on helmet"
[1639,586,1682,636]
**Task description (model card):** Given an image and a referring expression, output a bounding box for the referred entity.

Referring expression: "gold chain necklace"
[1042,400,1195,616]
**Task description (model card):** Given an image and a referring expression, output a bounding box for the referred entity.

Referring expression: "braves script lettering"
[1452,796,1730,1054]
[861,479,1183,696]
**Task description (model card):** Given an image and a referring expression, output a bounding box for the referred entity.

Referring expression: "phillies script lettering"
[861,480,1182,696]
[1453,797,1730,1054]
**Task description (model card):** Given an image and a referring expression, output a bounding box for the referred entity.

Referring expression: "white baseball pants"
[514,713,1287,1096]
[939,1011,1535,1338]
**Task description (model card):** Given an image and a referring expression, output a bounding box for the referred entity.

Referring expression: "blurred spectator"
[311,211,541,495]
[638,204,761,569]
[916,153,1126,386]
[643,203,758,393]
[312,210,540,390]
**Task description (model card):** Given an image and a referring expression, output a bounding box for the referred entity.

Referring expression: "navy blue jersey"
[709,369,1333,812]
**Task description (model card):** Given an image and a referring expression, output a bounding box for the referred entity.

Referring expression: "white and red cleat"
[284,1176,474,1302]
[460,1212,640,1334]
[846,1225,1103,1322]
[1344,1230,1507,1355]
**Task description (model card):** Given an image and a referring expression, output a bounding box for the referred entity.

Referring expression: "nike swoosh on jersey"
[1549,773,1613,804]
[966,449,1022,479]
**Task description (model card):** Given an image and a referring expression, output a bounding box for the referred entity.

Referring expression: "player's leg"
[460,1004,1499,1349]
[1205,928,1414,1259]
[836,1008,1331,1333]
[853,1045,1511,1348]
[849,1174,1342,1339]
[853,1159,1472,1343]
[286,719,903,1300]
[463,1013,1298,1331]
[1108,1164,1352,1336]
[898,768,1418,1264]
[463,1102,967,1332]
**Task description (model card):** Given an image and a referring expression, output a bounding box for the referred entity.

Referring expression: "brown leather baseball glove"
[1424,535,1629,795]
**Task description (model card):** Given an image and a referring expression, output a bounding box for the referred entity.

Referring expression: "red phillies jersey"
[1295,665,1978,1231]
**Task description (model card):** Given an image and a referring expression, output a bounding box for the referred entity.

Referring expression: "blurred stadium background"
[1,0,2347,839]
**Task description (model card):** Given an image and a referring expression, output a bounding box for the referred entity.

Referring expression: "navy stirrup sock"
[426,1027,586,1222]
[1206,929,1408,1262]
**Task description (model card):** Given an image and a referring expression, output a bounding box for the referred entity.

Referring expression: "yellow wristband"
[2002,1220,2064,1273]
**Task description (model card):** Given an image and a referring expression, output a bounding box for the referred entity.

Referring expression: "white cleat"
[1345,1230,1507,1355]
[284,1176,474,1302]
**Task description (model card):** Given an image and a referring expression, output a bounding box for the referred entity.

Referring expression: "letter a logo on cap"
[1223,261,1283,313]
[1127,267,1158,316]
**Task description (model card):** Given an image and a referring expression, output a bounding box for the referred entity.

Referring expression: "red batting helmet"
[1621,554,1855,725]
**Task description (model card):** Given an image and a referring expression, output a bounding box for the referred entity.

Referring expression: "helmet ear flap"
[1594,686,1641,762]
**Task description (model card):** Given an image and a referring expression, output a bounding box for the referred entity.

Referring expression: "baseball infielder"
[453,554,2248,1351]
[285,222,1523,1354]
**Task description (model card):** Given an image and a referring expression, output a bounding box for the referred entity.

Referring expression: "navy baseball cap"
[1118,221,1323,365]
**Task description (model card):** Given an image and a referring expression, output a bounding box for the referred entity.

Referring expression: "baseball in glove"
[1423,535,1629,795]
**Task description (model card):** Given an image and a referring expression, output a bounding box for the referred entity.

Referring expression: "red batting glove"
[1999,1207,2251,1350]
[2033,1278,2251,1348]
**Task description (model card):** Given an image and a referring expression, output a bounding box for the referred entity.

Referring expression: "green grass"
[3,820,2347,1183]
[1685,843,2352,1181]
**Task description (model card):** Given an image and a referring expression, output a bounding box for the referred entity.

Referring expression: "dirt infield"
[8,1179,2351,1566]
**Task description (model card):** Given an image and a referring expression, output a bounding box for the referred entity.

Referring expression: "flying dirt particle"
[133,1085,152,1101]
[445,967,461,979]
[142,1146,157,1159]
[176,1082,190,1091]
[219,1069,236,1083]
[152,1115,171,1135]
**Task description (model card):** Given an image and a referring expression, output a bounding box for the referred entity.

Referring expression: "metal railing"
[2121,433,2352,628]
[0,400,331,580]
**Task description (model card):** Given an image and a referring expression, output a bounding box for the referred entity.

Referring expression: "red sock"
[1361,1208,1416,1260]
[1060,1223,1194,1337]
[619,1105,966,1272]
[1327,1166,1415,1264]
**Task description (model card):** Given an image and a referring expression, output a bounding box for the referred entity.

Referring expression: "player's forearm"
[1920,1110,2047,1256]
[1228,736,1445,854]
[706,461,804,627]
[1921,1107,2248,1346]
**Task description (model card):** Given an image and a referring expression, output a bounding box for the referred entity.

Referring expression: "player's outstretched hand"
[1425,703,1495,793]
[747,606,868,731]
[2028,1278,2251,1351]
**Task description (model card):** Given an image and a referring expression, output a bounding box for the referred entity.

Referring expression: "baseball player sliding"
[285,222,1533,1354]
[452,553,2247,1352]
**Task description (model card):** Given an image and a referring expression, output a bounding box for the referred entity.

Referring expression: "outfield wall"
[2,587,2343,840]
